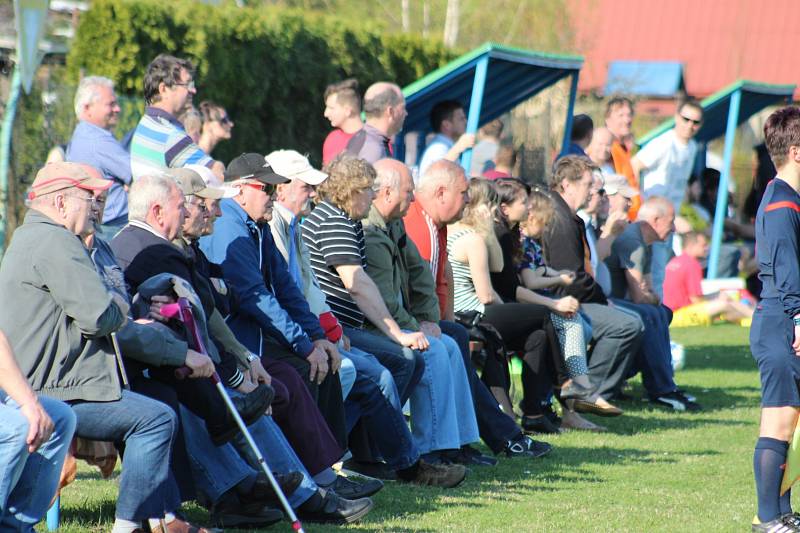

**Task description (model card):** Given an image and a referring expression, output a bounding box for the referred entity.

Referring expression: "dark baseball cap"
[224,153,288,184]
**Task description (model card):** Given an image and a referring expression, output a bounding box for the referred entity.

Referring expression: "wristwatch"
[246,352,259,363]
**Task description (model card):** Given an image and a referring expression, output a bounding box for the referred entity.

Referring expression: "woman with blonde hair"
[198,101,234,156]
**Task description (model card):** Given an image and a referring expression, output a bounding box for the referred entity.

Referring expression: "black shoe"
[241,471,303,505]
[342,459,397,481]
[542,402,562,427]
[521,415,561,434]
[503,435,552,458]
[208,384,274,445]
[328,473,384,499]
[650,391,702,412]
[451,445,498,466]
[209,491,284,528]
[297,489,373,524]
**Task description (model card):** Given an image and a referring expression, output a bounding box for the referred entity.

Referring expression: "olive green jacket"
[363,205,440,331]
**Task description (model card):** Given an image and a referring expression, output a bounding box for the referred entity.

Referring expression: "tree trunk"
[401,0,410,32]
[443,0,459,47]
[422,0,430,38]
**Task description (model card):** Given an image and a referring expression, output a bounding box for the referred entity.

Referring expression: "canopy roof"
[604,60,684,97]
[638,80,796,146]
[400,42,584,136]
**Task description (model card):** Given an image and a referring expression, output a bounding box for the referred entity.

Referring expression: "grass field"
[44,324,763,532]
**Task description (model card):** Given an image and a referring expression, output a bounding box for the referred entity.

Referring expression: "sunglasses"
[243,182,277,195]
[217,115,232,125]
[680,114,702,126]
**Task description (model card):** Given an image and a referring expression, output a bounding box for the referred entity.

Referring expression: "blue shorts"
[750,306,800,408]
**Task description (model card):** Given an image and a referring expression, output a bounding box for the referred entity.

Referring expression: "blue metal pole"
[707,88,742,279]
[0,66,21,262]
[560,71,579,156]
[460,55,489,175]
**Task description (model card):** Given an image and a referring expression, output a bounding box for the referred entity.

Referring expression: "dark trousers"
[580,302,642,400]
[262,353,346,474]
[439,321,522,453]
[481,303,562,416]
[610,299,677,397]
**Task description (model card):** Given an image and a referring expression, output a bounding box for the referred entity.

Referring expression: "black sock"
[298,490,324,512]
[754,437,789,522]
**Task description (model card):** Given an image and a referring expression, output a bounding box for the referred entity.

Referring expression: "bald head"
[363,82,405,135]
[637,195,675,242]
[586,126,614,166]
[373,158,414,220]
[637,196,673,220]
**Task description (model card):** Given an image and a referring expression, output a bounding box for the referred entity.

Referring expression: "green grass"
[44,325,763,532]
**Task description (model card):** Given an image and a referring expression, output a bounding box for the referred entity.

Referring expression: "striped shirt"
[130,106,213,180]
[301,200,366,328]
[446,229,484,313]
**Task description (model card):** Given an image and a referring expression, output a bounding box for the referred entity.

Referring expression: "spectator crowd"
[8,51,780,532]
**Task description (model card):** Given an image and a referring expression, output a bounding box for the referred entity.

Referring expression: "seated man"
[267,149,467,486]
[604,195,701,411]
[404,160,552,458]
[664,231,754,326]
[0,162,185,533]
[112,170,373,524]
[0,329,75,531]
[302,153,476,466]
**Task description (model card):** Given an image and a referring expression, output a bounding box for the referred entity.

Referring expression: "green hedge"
[66,0,454,166]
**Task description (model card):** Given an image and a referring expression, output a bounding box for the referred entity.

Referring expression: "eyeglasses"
[217,115,232,125]
[186,199,209,212]
[70,195,97,208]
[680,114,702,126]
[244,182,276,196]
[173,80,196,91]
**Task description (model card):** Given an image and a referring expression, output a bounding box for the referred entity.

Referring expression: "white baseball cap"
[184,164,239,198]
[265,150,328,185]
[603,173,637,199]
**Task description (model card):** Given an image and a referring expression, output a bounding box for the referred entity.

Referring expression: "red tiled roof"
[570,0,800,99]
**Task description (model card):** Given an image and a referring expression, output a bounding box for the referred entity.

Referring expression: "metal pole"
[460,55,489,175]
[0,66,21,261]
[707,88,742,279]
[560,71,580,157]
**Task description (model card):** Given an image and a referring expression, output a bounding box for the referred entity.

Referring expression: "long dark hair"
[493,177,530,264]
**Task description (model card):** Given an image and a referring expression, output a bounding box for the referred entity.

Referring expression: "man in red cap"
[0,162,191,533]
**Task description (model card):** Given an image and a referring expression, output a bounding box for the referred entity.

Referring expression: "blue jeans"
[344,327,424,404]
[339,354,357,400]
[342,346,419,470]
[611,299,677,397]
[650,235,674,299]
[0,394,75,531]
[409,333,480,454]
[227,391,317,508]
[179,404,252,505]
[70,390,178,521]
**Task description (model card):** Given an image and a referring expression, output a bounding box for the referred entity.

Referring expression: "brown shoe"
[570,398,623,417]
[402,459,467,488]
[149,518,214,533]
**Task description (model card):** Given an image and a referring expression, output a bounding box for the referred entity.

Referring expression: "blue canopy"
[637,79,795,279]
[397,42,584,170]
[605,60,684,98]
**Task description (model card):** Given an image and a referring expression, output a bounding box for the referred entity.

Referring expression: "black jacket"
[540,192,607,305]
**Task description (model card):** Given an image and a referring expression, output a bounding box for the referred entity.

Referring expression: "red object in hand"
[319,311,343,343]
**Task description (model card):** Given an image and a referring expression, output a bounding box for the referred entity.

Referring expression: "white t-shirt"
[637,130,698,211]
[418,133,454,178]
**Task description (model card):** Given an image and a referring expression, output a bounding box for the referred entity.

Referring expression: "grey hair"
[416,159,464,195]
[637,195,673,221]
[128,174,178,222]
[363,84,403,118]
[74,76,115,117]
[373,163,402,191]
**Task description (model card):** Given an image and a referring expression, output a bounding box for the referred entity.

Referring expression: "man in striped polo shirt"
[130,54,224,181]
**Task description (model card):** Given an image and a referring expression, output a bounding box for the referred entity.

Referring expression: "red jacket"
[403,201,448,317]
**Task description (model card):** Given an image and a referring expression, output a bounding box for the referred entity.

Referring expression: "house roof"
[570,0,800,99]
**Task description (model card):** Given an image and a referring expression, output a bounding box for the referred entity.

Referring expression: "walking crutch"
[161,297,306,533]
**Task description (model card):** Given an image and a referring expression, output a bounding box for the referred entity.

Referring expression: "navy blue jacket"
[755,177,800,316]
[200,199,325,359]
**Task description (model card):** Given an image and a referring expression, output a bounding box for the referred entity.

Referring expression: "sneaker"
[503,435,552,459]
[328,473,384,499]
[782,513,800,529]
[401,459,467,488]
[752,515,800,532]
[651,391,702,412]
[676,388,697,402]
